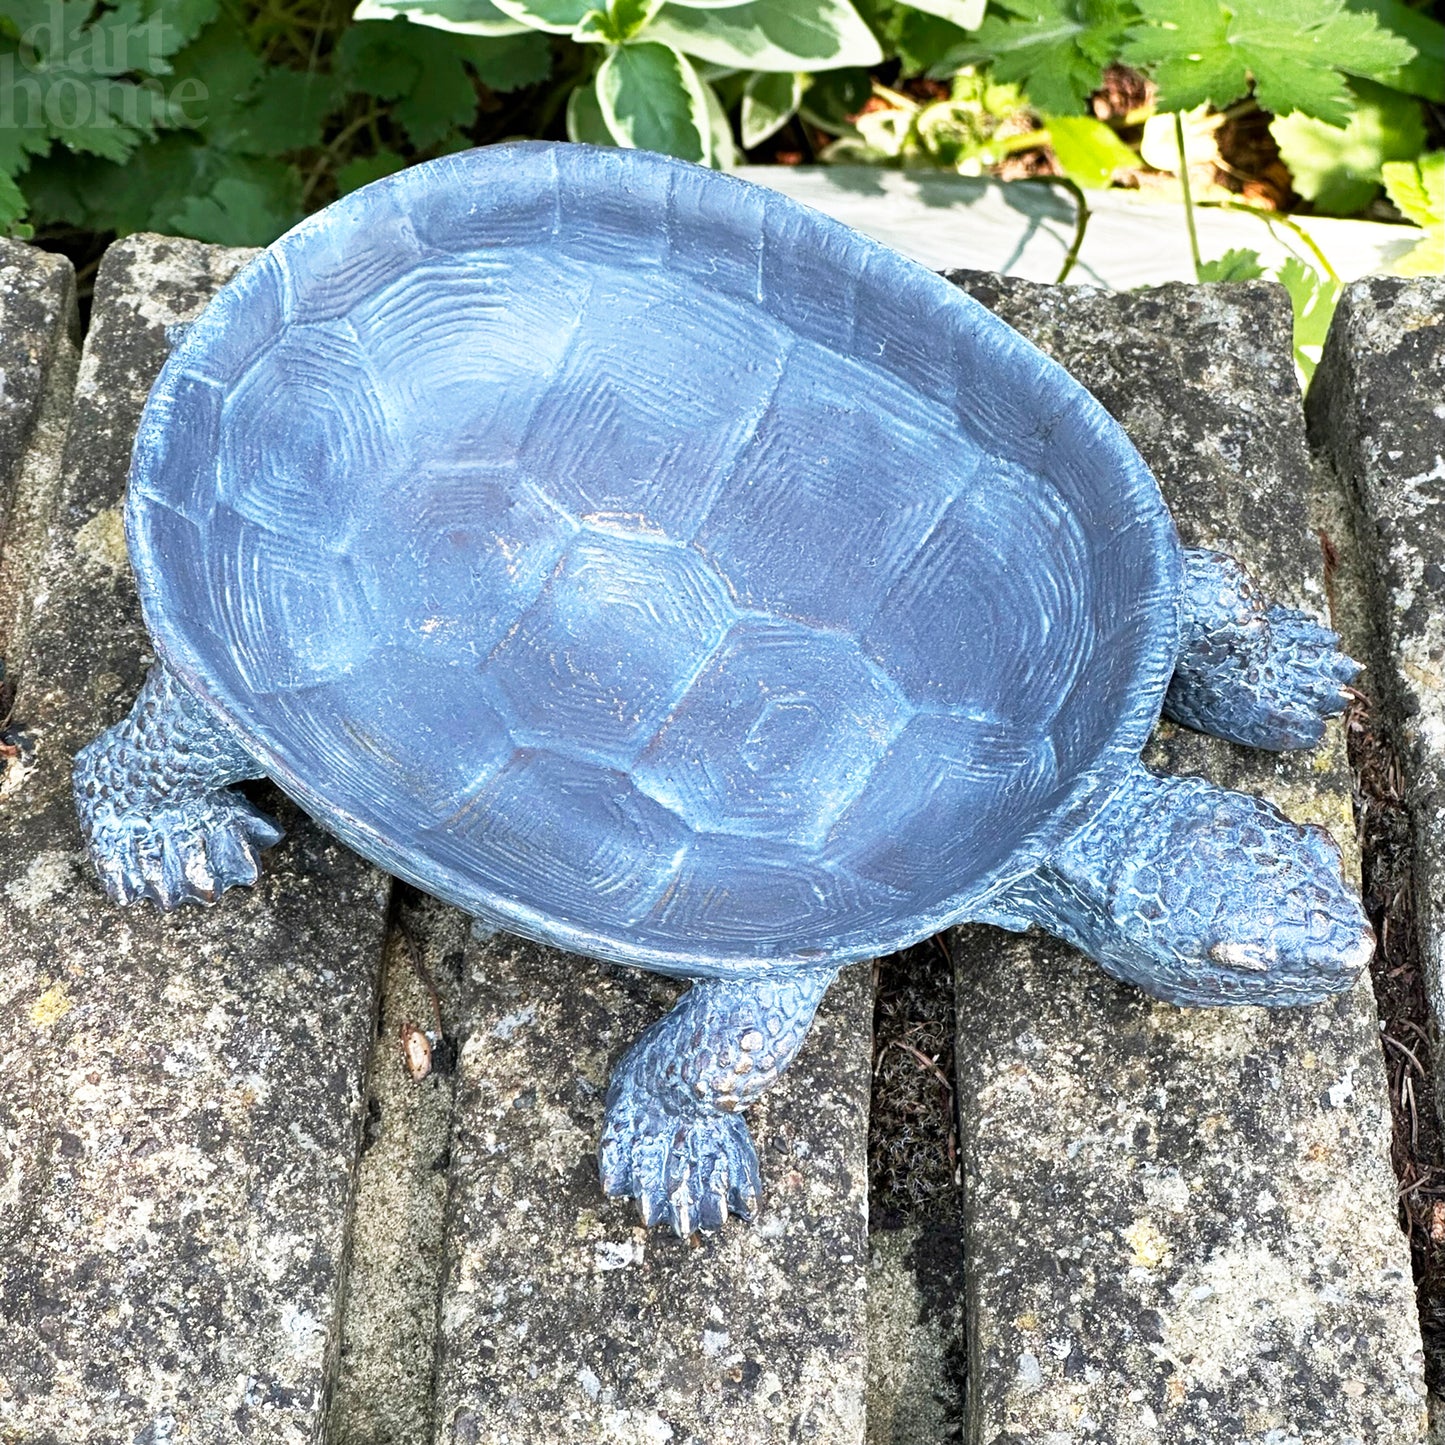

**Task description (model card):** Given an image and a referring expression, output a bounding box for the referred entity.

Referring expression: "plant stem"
[1056,177,1090,284]
[1200,198,1342,281]
[1175,111,1203,281]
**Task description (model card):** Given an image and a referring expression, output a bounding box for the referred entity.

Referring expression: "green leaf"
[1345,0,1444,103]
[164,164,302,246]
[221,67,344,156]
[702,77,738,165]
[1045,112,1136,187]
[565,75,618,141]
[0,168,26,230]
[1382,152,1444,277]
[647,0,883,72]
[1271,78,1424,215]
[877,6,971,76]
[338,17,501,144]
[1382,152,1443,229]
[1276,254,1341,387]
[1122,0,1416,127]
[337,148,407,193]
[351,0,533,34]
[741,68,803,146]
[797,65,871,132]
[597,41,711,161]
[940,0,1137,116]
[457,28,554,89]
[490,0,593,32]
[1196,246,1265,281]
[906,0,985,28]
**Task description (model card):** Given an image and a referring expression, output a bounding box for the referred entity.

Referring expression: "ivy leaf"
[1276,255,1340,387]
[647,0,883,73]
[935,0,1136,116]
[351,0,533,35]
[1271,78,1424,215]
[1045,113,1136,187]
[566,75,617,141]
[1196,247,1265,281]
[1122,0,1416,127]
[597,40,711,161]
[741,69,803,146]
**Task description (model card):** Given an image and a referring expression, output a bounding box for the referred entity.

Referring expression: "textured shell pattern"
[126,143,1181,977]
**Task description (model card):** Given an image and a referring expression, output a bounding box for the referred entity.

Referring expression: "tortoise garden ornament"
[74,143,1370,1237]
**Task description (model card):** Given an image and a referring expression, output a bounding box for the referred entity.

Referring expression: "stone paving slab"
[946,273,1425,1444]
[0,238,77,665]
[431,930,872,1445]
[1307,276,1445,1085]
[0,236,391,1444]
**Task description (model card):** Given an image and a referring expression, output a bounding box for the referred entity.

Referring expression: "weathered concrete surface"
[328,893,471,1445]
[0,236,390,1443]
[1308,276,1445,1079]
[946,273,1425,1444]
[867,1216,967,1445]
[0,239,77,664]
[431,930,871,1445]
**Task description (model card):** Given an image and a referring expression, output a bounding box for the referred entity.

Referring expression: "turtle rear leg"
[74,663,282,908]
[975,761,1372,1007]
[599,968,835,1236]
[1164,547,1358,750]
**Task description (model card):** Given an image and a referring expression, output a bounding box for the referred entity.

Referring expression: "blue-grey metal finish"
[74,142,1368,1233]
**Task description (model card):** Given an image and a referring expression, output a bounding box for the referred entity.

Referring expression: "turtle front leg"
[976,761,1372,1007]
[599,968,835,1236]
[1164,547,1358,750]
[73,663,282,908]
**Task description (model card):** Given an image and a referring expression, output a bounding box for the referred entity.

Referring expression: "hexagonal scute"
[283,648,515,818]
[517,272,791,540]
[206,504,378,694]
[863,462,1095,726]
[485,528,735,768]
[218,319,410,543]
[827,710,1063,901]
[348,252,593,470]
[634,617,912,849]
[639,834,901,954]
[695,339,968,633]
[423,750,690,932]
[130,369,225,526]
[350,460,574,664]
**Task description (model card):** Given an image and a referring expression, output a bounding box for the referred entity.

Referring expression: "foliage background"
[0,0,1439,346]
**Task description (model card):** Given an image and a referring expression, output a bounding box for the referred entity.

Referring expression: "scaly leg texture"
[976,762,1372,1007]
[599,968,836,1236]
[73,663,282,907]
[1165,547,1358,750]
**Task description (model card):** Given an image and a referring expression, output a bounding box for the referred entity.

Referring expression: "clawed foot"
[81,791,283,908]
[1243,605,1359,748]
[1167,548,1359,751]
[599,1084,762,1236]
